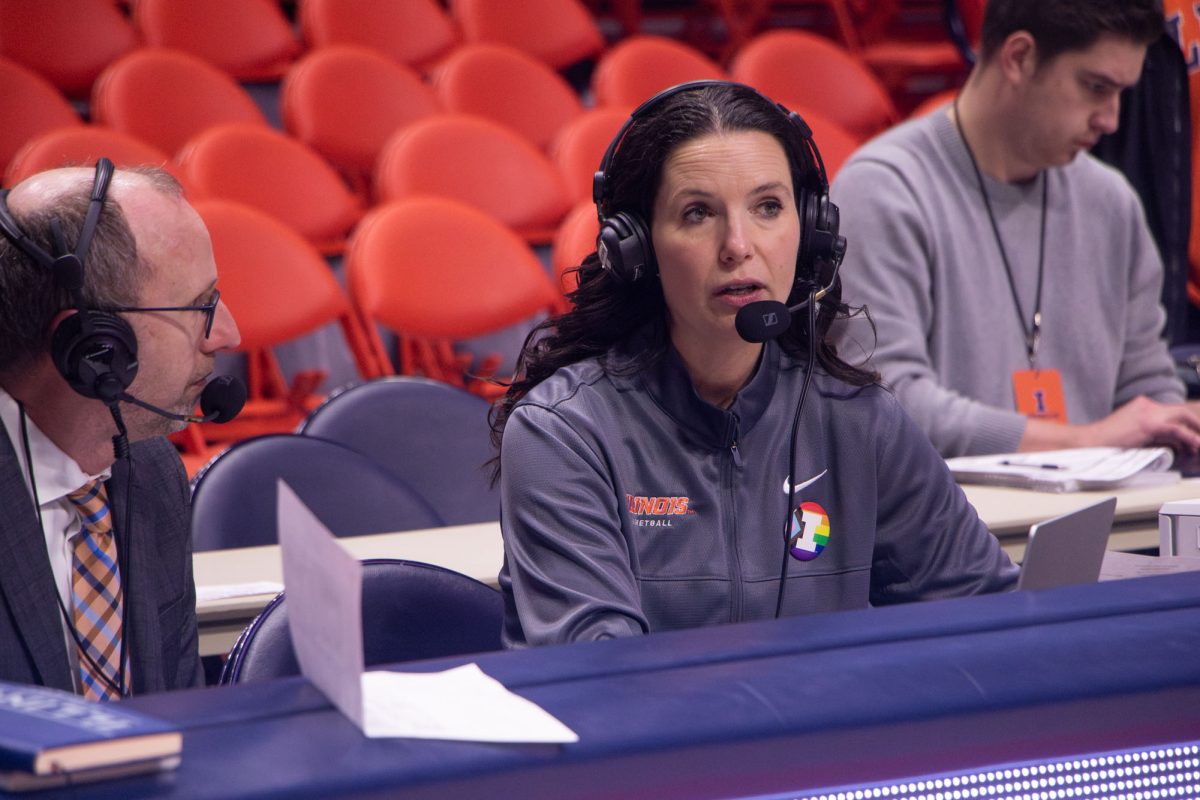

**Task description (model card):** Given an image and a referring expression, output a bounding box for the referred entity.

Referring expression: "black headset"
[592,80,844,296]
[0,158,140,404]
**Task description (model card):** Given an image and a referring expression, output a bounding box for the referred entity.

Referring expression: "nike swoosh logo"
[783,469,827,495]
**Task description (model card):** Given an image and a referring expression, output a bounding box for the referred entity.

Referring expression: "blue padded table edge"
[108,573,1200,799]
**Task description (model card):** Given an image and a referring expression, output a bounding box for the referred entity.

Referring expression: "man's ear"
[43,307,81,357]
[46,308,76,340]
[997,30,1039,85]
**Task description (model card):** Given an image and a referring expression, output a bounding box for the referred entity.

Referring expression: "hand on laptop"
[1021,397,1200,453]
[1088,397,1200,451]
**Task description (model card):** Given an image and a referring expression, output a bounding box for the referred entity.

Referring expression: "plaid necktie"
[67,480,126,701]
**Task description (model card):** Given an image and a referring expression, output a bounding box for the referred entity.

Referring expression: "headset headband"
[592,80,831,214]
[0,157,114,304]
[0,158,140,405]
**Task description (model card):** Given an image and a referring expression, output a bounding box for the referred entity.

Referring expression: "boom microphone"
[117,375,247,424]
[736,289,834,343]
[735,250,845,344]
[195,374,246,423]
[736,299,795,343]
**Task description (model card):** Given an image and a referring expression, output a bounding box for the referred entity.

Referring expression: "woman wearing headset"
[491,82,1017,648]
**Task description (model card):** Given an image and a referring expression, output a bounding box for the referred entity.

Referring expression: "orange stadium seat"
[0,0,138,98]
[177,123,364,255]
[859,43,964,110]
[299,0,459,71]
[908,87,959,119]
[346,196,561,395]
[730,29,899,141]
[549,106,630,205]
[4,126,180,188]
[790,103,862,181]
[590,35,727,107]
[186,199,379,450]
[551,201,600,299]
[282,45,441,196]
[450,0,605,70]
[823,1,966,110]
[0,57,82,183]
[433,43,584,153]
[374,114,572,245]
[91,48,268,157]
[133,0,301,82]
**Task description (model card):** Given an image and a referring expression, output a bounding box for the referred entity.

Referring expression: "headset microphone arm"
[117,392,208,423]
[795,247,843,312]
[116,376,247,425]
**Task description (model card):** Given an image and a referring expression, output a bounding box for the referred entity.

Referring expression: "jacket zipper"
[724,417,743,622]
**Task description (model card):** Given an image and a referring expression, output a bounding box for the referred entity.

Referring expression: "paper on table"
[1100,550,1200,581]
[362,664,578,743]
[275,481,578,745]
[947,447,1177,492]
[277,480,364,727]
[195,582,284,603]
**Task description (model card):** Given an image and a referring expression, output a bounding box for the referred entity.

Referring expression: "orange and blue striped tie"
[67,481,126,701]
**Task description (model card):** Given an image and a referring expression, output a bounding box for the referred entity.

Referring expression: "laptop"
[1016,496,1117,591]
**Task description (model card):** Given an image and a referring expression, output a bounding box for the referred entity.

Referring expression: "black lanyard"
[953,96,1049,369]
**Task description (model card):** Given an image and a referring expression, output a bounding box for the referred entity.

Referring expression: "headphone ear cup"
[797,190,841,286]
[796,187,819,289]
[597,211,655,283]
[52,311,139,403]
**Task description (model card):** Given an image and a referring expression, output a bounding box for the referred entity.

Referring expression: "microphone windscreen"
[199,375,246,424]
[735,300,792,343]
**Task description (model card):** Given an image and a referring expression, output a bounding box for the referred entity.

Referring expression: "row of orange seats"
[1,28,945,244]
[0,0,608,96]
[0,0,970,475]
[167,192,561,476]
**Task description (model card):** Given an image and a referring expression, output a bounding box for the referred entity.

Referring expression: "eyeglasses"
[101,289,221,339]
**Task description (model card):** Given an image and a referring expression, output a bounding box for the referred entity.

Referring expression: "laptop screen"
[1017,496,1117,591]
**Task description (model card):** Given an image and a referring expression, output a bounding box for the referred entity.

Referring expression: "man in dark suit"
[0,162,240,696]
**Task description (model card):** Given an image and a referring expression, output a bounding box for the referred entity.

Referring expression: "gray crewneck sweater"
[831,107,1183,457]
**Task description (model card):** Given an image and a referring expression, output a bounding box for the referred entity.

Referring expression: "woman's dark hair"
[489,82,877,470]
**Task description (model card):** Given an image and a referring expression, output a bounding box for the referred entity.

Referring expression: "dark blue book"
[0,682,181,792]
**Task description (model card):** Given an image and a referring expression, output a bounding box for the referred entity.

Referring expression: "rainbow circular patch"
[788,501,830,561]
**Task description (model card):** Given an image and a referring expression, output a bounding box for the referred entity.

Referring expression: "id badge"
[1012,368,1067,423]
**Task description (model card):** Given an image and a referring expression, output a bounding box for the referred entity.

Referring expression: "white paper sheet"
[275,482,578,745]
[361,664,578,743]
[277,480,364,727]
[947,447,1178,492]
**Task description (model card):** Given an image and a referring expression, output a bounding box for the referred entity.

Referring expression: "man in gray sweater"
[832,0,1200,457]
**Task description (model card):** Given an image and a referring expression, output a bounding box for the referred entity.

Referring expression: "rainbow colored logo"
[789,501,830,561]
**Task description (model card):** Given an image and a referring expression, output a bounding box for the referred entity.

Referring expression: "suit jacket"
[0,423,204,694]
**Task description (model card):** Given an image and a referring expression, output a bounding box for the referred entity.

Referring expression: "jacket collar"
[612,325,781,448]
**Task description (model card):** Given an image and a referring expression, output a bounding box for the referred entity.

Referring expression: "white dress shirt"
[0,390,111,690]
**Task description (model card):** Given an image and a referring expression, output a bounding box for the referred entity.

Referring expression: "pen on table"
[999,460,1066,470]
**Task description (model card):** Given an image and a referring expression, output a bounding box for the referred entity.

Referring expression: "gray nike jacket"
[499,336,1018,647]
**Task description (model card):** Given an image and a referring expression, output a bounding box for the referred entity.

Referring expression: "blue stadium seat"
[220,558,504,684]
[299,377,500,525]
[190,433,444,551]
